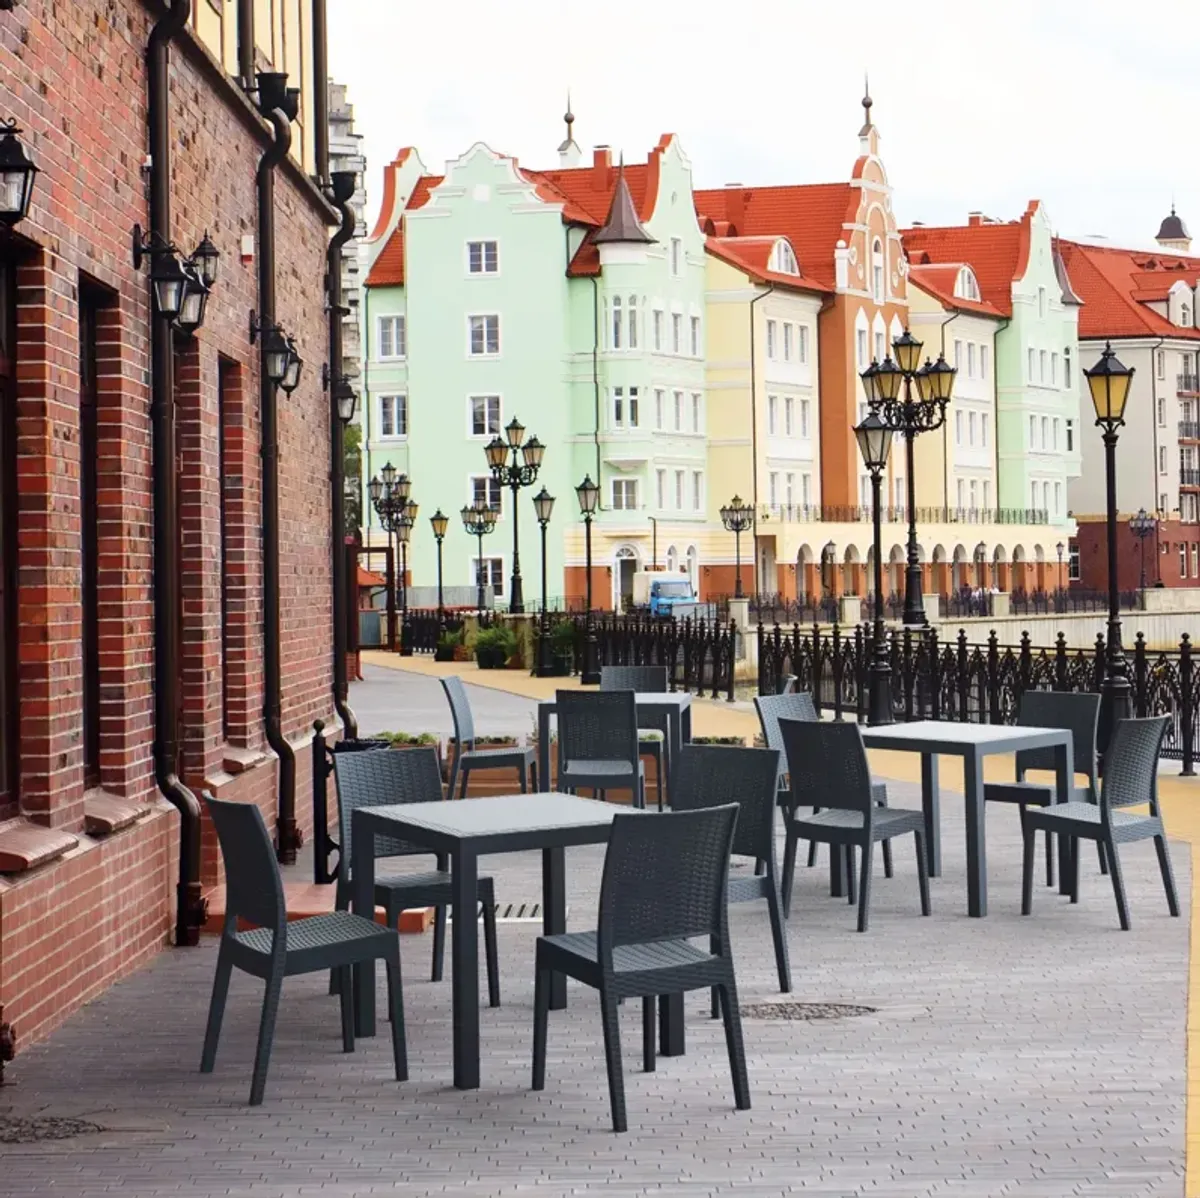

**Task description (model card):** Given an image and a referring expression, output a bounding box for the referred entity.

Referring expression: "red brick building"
[0,0,345,1052]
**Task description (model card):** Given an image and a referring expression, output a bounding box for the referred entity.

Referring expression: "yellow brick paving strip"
[365,649,1200,1187]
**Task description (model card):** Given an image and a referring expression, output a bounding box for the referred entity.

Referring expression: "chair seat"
[459,746,535,767]
[1024,801,1162,843]
[233,911,394,976]
[374,869,494,908]
[541,929,716,973]
[791,806,923,840]
[984,780,1090,806]
[561,759,644,780]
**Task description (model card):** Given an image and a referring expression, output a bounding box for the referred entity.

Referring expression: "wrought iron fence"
[401,609,466,653]
[1009,587,1140,616]
[757,622,1197,772]
[713,593,839,625]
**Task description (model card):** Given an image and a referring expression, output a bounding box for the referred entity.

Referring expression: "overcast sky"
[328,0,1200,251]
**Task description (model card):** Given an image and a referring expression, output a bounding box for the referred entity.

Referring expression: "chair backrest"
[1100,715,1169,813]
[780,674,798,695]
[555,689,639,767]
[779,718,875,815]
[333,746,445,876]
[203,793,286,937]
[600,665,668,693]
[670,745,780,860]
[440,675,477,750]
[1014,690,1100,780]
[754,692,817,781]
[598,805,739,961]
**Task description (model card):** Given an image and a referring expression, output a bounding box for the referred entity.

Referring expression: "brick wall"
[0,0,337,1049]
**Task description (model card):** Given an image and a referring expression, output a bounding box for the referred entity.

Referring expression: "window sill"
[83,789,153,838]
[0,818,79,875]
[223,746,272,777]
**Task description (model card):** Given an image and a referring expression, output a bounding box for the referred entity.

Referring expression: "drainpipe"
[148,0,204,946]
[992,316,1010,511]
[236,0,254,90]
[257,97,299,863]
[328,170,358,738]
[935,309,960,520]
[1149,336,1166,519]
[590,276,601,496]
[311,0,329,184]
[749,284,774,596]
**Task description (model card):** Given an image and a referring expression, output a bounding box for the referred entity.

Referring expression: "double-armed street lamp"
[854,412,895,726]
[860,330,956,626]
[720,495,754,599]
[461,498,498,614]
[368,463,410,651]
[532,487,556,676]
[485,417,544,613]
[576,474,601,685]
[396,495,418,656]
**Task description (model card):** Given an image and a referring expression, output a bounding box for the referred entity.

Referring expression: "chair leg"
[845,846,857,906]
[530,762,538,792]
[1097,840,1109,876]
[518,761,527,793]
[459,764,471,799]
[1020,819,1036,916]
[781,825,799,919]
[431,904,447,983]
[1069,837,1081,904]
[717,980,751,1112]
[856,840,873,933]
[754,859,765,877]
[1105,836,1131,930]
[655,749,663,811]
[766,865,792,991]
[642,998,656,1073]
[880,838,893,879]
[711,934,721,1018]
[914,830,931,916]
[199,944,234,1073]
[806,810,820,867]
[599,992,628,1133]
[531,963,549,1091]
[482,895,501,1009]
[337,966,355,1052]
[446,754,461,803]
[248,969,284,1106]
[1155,834,1181,917]
[1044,827,1056,889]
[384,946,408,1082]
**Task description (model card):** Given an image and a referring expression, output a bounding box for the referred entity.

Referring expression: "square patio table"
[350,792,681,1090]
[859,721,1073,918]
[536,692,693,796]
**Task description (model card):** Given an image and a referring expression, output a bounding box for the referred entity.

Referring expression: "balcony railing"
[1179,421,1200,441]
[759,503,1050,526]
[1180,468,1200,487]
[1179,373,1200,396]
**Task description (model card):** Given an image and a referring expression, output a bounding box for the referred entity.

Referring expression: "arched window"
[1038,286,1047,319]
[665,545,678,572]
[771,240,800,275]
[872,238,884,303]
[955,267,980,301]
[686,544,698,581]
[611,294,622,349]
[1183,303,1192,328]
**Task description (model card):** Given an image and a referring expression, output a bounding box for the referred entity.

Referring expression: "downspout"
[1149,336,1166,520]
[992,317,1010,509]
[148,0,204,946]
[749,284,774,595]
[236,0,254,89]
[328,170,358,737]
[311,0,329,184]
[257,103,299,862]
[590,276,601,495]
[362,283,371,529]
[936,309,960,518]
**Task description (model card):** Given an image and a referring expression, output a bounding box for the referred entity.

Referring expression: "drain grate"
[0,1116,102,1144]
[447,903,569,924]
[739,1001,876,1021]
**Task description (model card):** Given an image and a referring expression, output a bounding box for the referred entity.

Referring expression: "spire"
[557,91,581,166]
[859,74,873,135]
[592,156,655,245]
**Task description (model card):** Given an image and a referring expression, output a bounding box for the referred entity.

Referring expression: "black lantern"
[368,474,383,505]
[891,328,924,375]
[1085,341,1134,429]
[380,460,397,489]
[1130,507,1157,592]
[576,475,601,684]
[174,264,208,337]
[484,436,509,471]
[192,232,220,288]
[261,327,290,386]
[280,338,302,395]
[854,411,894,726]
[505,416,526,448]
[533,486,555,525]
[576,473,600,516]
[333,377,358,424]
[853,410,893,471]
[0,119,38,228]
[430,508,449,624]
[150,250,190,322]
[532,486,556,676]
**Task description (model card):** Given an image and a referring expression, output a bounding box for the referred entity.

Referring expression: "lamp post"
[1130,508,1156,593]
[461,498,498,613]
[1057,541,1065,593]
[719,495,754,599]
[397,497,417,656]
[576,474,601,685]
[855,412,894,725]
[860,329,956,627]
[1084,341,1136,740]
[368,463,410,651]
[533,487,556,677]
[430,509,449,626]
[485,417,544,613]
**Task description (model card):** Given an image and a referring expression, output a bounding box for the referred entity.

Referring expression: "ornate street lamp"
[719,495,754,599]
[1084,341,1136,741]
[532,486,556,676]
[133,226,219,333]
[333,376,358,424]
[280,336,303,396]
[0,119,39,228]
[576,474,601,685]
[368,464,411,651]
[485,416,544,613]
[861,328,956,626]
[396,498,417,657]
[430,508,449,624]
[192,231,220,288]
[1130,507,1157,593]
[854,412,894,726]
[461,498,498,613]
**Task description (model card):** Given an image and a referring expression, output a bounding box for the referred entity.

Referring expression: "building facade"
[0,0,340,1051]
[329,80,367,385]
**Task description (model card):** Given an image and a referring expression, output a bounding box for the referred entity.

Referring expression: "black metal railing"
[1178,373,1200,396]
[1179,420,1200,441]
[1182,468,1200,487]
[939,591,994,619]
[1008,587,1140,616]
[757,623,1197,772]
[759,503,1050,526]
[713,593,840,625]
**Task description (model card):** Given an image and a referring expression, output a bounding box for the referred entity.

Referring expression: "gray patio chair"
[601,666,669,810]
[779,719,930,932]
[531,804,749,1133]
[199,794,406,1106]
[442,675,537,798]
[1021,715,1178,930]
[754,691,892,899]
[555,689,646,808]
[670,744,791,1009]
[333,746,500,1006]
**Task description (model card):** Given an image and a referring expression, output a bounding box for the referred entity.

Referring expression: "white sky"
[328,0,1200,251]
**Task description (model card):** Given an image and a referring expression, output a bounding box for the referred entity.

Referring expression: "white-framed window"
[768,394,778,435]
[785,472,794,508]
[690,315,700,357]
[1161,492,1168,513]
[860,475,871,508]
[1160,445,1168,474]
[692,471,703,511]
[769,472,779,506]
[466,240,498,274]
[874,330,885,363]
[656,469,665,509]
[665,545,678,572]
[1041,415,1049,448]
[1039,349,1047,382]
[1068,544,1080,581]
[856,328,868,367]
[627,296,639,349]
[1051,352,1058,386]
[766,320,777,360]
[473,556,505,598]
[611,295,623,349]
[612,478,638,510]
[686,544,698,578]
[1194,543,1200,576]
[954,339,963,369]
[772,241,800,274]
[671,313,682,354]
[958,478,966,509]
[982,480,990,509]
[1028,347,1035,380]
[872,237,884,303]
[1063,347,1072,388]
[968,478,977,509]
[691,392,702,433]
[784,396,795,437]
[895,475,905,508]
[379,394,407,439]
[1029,414,1037,449]
[798,325,810,364]
[967,343,976,378]
[673,390,683,431]
[783,323,793,362]
[1158,397,1166,426]
[378,314,406,359]
[469,475,503,513]
[968,410,977,446]
[653,310,663,351]
[801,473,812,505]
[800,397,811,438]
[670,238,683,276]
[1031,481,1038,509]
[1038,286,1047,319]
[1181,544,1188,578]
[956,409,963,446]
[654,388,665,430]
[1066,419,1074,452]
[1052,417,1059,450]
[980,345,989,379]
[981,413,989,448]
[1042,480,1050,511]
[1157,350,1166,380]
[1054,481,1062,515]
[469,394,501,437]
[674,470,684,510]
[468,314,500,356]
[611,385,639,429]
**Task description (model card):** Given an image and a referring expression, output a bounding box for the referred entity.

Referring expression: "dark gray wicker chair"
[1021,715,1178,930]
[670,745,791,1007]
[600,666,669,810]
[555,689,646,808]
[984,690,1104,887]
[779,719,930,931]
[333,746,499,1006]
[754,691,892,895]
[531,805,749,1133]
[442,675,536,798]
[199,794,406,1105]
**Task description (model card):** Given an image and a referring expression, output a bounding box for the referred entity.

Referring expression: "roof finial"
[862,74,872,123]
[558,90,580,160]
[564,90,574,138]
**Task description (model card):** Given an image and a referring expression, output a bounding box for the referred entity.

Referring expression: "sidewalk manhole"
[740,1001,876,1021]
[0,1115,102,1144]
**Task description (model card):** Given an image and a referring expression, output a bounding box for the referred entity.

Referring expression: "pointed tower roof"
[1157,204,1190,243]
[592,159,655,244]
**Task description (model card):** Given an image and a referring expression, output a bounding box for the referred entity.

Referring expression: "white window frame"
[670,237,683,276]
[472,554,505,598]
[768,394,778,436]
[378,314,406,360]
[691,392,703,433]
[671,312,682,354]
[468,314,500,357]
[653,310,663,351]
[468,394,501,439]
[654,388,665,430]
[690,315,701,357]
[468,474,503,514]
[798,325,810,364]
[612,477,639,511]
[378,393,407,440]
[466,239,499,275]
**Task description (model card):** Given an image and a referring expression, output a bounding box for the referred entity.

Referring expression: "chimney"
[724,187,749,235]
[967,212,983,227]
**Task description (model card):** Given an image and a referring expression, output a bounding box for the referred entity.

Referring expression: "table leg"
[1054,739,1072,896]
[451,848,480,1090]
[963,750,987,918]
[921,753,941,877]
[538,705,551,793]
[659,993,685,1057]
[542,846,567,1010]
[829,841,846,897]
[351,818,376,1038]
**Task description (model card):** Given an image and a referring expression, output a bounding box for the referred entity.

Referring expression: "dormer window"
[1183,303,1192,328]
[954,267,981,301]
[771,240,800,276]
[872,238,884,303]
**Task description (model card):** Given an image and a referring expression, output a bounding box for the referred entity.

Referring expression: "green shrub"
[475,624,518,668]
[549,621,576,654]
[691,735,746,746]
[377,731,439,746]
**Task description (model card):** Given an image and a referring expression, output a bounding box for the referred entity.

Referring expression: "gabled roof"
[693,183,854,291]
[1056,240,1200,340]
[704,236,829,294]
[906,263,1004,318]
[593,166,655,245]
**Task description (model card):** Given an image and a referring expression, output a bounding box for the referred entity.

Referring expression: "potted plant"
[475,624,518,670]
[691,735,747,746]
[379,731,440,749]
[435,627,464,663]
[549,620,576,676]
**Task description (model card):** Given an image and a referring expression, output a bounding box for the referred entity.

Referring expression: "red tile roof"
[1057,240,1200,340]
[906,263,1005,318]
[705,236,829,294]
[693,183,854,291]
